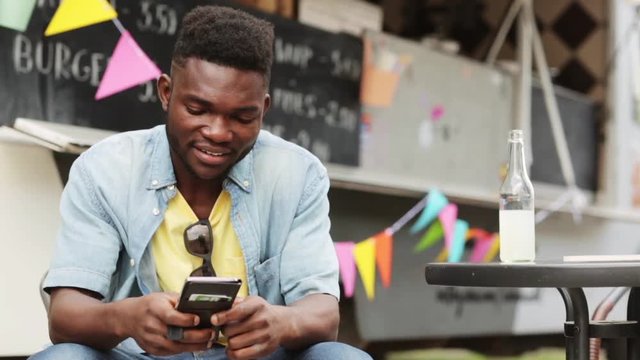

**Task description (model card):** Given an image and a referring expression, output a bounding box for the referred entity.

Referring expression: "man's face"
[158,58,270,183]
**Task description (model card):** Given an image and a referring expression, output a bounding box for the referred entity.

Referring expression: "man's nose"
[201,116,232,142]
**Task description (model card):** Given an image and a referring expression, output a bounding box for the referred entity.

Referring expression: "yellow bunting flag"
[484,234,500,262]
[374,230,393,288]
[435,247,448,262]
[45,0,117,36]
[354,237,376,301]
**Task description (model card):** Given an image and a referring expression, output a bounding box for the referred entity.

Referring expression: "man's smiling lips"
[193,145,231,165]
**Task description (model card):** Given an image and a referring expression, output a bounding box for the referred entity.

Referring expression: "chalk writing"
[138,80,158,103]
[136,1,178,36]
[13,34,107,86]
[271,87,358,132]
[436,287,540,317]
[274,38,314,70]
[330,49,361,81]
[36,0,59,9]
[262,124,332,163]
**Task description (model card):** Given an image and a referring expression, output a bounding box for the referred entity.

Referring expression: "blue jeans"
[28,341,372,360]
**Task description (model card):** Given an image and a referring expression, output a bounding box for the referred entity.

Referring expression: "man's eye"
[234,115,257,123]
[186,107,205,115]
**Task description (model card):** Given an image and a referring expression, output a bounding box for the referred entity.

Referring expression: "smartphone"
[175,276,242,328]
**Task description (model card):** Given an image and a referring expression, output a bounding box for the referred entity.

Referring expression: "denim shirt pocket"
[253,254,284,304]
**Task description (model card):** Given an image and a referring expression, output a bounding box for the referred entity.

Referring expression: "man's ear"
[157,74,172,111]
[263,93,271,114]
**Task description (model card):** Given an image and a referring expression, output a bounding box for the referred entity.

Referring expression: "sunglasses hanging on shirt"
[184,219,217,276]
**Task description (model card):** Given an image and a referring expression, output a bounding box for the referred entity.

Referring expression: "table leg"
[627,287,640,359]
[558,288,590,360]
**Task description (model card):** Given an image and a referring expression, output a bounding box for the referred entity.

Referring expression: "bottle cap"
[509,129,523,142]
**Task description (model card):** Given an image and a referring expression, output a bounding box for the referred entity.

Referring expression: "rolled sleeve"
[279,164,340,304]
[43,154,123,299]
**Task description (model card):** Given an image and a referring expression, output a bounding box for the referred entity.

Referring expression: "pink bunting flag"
[334,242,356,298]
[438,203,458,252]
[95,31,161,100]
[469,232,496,263]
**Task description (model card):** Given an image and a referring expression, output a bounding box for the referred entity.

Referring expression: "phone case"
[176,277,242,328]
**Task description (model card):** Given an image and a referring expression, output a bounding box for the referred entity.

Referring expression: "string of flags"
[334,189,499,301]
[1,0,161,100]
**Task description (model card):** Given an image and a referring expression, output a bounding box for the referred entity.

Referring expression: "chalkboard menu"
[0,0,362,165]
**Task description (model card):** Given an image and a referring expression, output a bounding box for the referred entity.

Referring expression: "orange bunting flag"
[45,0,117,36]
[466,228,491,241]
[374,230,393,288]
[354,237,376,301]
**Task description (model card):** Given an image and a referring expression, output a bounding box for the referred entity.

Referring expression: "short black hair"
[172,5,274,86]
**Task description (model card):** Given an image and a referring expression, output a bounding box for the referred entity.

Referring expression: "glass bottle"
[499,129,535,262]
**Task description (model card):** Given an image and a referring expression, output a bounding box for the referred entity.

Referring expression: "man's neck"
[178,178,223,220]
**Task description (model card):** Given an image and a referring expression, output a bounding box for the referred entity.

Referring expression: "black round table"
[425,261,640,360]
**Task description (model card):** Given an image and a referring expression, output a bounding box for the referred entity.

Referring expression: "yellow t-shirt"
[151,190,248,297]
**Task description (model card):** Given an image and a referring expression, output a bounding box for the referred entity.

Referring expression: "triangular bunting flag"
[95,31,161,100]
[466,228,490,241]
[469,231,494,263]
[448,220,469,263]
[484,234,500,262]
[334,242,356,298]
[45,0,117,36]
[435,247,448,262]
[374,230,393,288]
[438,203,458,252]
[0,0,37,32]
[410,189,448,234]
[354,237,376,301]
[413,220,444,253]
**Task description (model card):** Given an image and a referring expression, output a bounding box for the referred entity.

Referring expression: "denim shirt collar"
[146,125,254,193]
[227,147,254,193]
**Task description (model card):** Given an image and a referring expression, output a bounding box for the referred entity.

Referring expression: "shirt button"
[152,208,160,216]
[129,258,135,267]
[151,180,159,186]
[243,180,250,187]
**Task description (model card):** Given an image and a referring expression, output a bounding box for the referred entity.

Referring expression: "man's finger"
[226,342,271,360]
[179,328,214,344]
[165,309,200,328]
[212,297,259,326]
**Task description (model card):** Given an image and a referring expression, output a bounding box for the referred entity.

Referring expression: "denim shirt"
[43,125,339,307]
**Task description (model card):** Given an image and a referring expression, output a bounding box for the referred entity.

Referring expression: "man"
[30,5,371,360]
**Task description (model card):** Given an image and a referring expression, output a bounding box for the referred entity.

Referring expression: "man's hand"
[120,292,214,356]
[48,288,216,356]
[212,296,289,360]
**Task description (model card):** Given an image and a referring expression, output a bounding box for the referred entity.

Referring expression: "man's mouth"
[198,147,225,156]
[193,145,232,166]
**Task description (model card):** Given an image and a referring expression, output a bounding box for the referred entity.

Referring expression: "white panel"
[0,139,62,356]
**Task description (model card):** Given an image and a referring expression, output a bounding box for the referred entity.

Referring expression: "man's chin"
[191,165,230,182]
